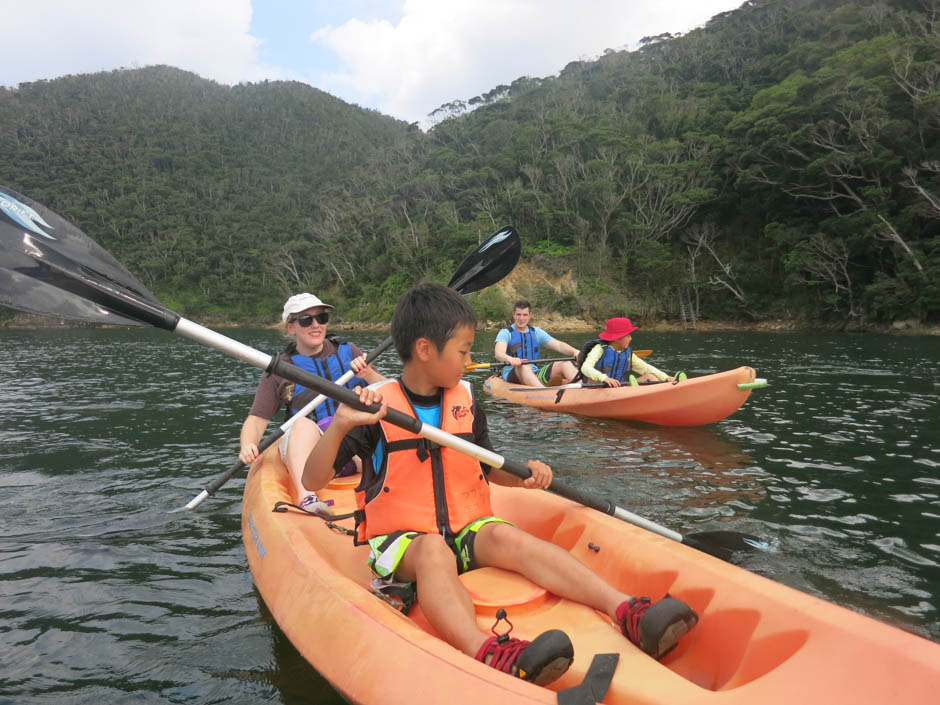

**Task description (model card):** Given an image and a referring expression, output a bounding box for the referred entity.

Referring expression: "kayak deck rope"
[272,500,357,537]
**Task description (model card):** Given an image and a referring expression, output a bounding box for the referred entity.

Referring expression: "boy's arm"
[302,386,387,491]
[489,460,552,490]
[472,402,552,490]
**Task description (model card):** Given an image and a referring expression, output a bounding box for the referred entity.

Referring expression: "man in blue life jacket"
[239,293,384,512]
[493,300,579,386]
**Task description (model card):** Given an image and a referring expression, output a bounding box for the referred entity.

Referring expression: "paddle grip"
[496,457,617,517]
[546,479,617,516]
[267,358,424,434]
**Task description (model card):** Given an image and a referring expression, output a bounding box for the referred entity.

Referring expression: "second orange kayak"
[483,366,763,425]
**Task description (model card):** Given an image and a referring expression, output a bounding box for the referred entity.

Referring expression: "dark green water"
[1,327,937,703]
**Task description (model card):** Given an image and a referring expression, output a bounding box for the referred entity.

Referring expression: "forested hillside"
[0,66,410,318]
[2,0,938,327]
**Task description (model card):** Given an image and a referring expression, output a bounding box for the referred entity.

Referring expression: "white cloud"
[0,0,276,87]
[311,0,743,124]
[1,0,745,125]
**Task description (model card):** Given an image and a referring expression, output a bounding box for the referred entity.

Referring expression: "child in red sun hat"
[575,317,685,386]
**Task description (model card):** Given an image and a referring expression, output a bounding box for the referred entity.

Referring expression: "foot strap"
[557,652,619,705]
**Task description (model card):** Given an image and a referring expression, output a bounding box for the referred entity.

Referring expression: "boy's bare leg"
[396,534,489,655]
[285,415,321,501]
[473,522,628,619]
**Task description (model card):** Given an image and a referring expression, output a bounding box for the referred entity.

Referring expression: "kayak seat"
[327,473,361,490]
[460,567,548,616]
[408,567,548,636]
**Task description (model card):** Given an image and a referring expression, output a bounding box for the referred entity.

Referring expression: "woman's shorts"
[279,415,357,476]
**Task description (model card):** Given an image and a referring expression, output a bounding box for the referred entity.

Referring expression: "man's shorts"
[505,363,550,384]
[367,516,512,580]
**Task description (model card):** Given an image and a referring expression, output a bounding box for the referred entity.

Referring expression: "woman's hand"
[350,353,371,375]
[238,443,259,465]
[603,376,621,388]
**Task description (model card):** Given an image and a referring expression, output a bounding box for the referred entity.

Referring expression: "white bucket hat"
[282,293,333,321]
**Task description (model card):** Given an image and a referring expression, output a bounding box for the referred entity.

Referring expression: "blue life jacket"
[503,325,541,361]
[287,337,364,421]
[598,344,632,383]
[574,339,632,383]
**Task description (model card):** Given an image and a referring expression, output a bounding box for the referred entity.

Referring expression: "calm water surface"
[1,328,937,703]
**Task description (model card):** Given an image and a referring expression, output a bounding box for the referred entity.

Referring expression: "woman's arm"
[239,414,270,464]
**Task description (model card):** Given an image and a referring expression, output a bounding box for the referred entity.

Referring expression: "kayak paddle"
[185,226,520,509]
[465,350,653,372]
[465,356,576,371]
[0,184,771,563]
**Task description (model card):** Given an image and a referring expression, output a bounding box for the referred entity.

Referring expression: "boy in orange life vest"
[302,283,698,686]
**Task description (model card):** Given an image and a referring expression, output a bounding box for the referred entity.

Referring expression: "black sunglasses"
[291,312,329,327]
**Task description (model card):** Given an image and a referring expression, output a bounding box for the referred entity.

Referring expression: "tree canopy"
[2,0,937,327]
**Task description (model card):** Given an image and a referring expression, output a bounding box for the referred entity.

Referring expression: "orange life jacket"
[354,379,493,543]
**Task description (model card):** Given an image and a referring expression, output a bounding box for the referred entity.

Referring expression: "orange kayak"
[483,366,762,425]
[242,450,940,705]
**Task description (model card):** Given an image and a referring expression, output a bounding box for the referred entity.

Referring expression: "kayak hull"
[242,452,940,705]
[483,366,757,425]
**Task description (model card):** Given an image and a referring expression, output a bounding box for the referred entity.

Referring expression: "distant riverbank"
[3,310,937,336]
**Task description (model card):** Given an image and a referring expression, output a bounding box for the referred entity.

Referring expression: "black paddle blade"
[0,185,162,325]
[447,226,520,295]
[682,530,775,563]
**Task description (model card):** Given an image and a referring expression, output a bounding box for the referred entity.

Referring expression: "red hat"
[598,317,638,341]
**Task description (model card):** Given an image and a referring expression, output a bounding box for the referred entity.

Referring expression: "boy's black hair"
[392,282,478,362]
[513,299,531,311]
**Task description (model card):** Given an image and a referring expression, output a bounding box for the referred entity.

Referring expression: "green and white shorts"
[535,363,554,384]
[367,516,511,580]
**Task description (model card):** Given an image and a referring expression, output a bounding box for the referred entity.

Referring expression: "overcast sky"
[1,1,745,125]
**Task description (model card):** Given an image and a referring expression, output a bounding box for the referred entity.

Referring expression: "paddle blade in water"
[683,530,775,562]
[0,184,162,325]
[447,226,520,295]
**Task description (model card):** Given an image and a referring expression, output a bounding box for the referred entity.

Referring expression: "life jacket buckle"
[415,437,441,462]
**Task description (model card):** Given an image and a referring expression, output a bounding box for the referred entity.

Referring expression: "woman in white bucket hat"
[238,293,384,512]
